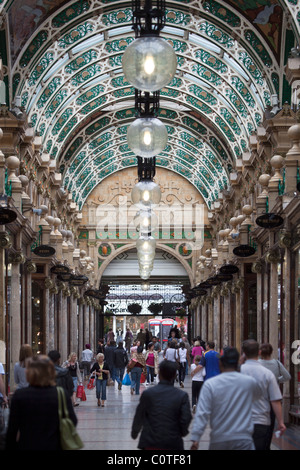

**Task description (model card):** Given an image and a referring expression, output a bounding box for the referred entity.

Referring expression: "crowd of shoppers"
[0,327,292,451]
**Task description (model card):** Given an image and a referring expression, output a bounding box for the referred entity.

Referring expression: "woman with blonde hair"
[90,353,110,406]
[14,344,33,389]
[6,355,77,450]
[62,352,82,406]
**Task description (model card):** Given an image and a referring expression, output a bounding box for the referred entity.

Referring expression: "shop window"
[32,281,44,355]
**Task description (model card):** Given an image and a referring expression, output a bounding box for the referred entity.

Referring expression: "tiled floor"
[74,374,300,451]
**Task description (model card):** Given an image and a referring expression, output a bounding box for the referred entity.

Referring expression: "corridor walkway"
[74,374,300,451]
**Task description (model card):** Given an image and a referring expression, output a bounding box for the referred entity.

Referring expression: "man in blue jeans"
[113,341,128,390]
[130,346,146,395]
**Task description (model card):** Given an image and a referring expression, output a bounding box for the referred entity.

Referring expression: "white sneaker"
[145,382,149,386]
[192,405,197,414]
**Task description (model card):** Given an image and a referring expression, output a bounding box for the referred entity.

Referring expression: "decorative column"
[285,120,300,192]
[267,249,279,358]
[221,283,230,347]
[213,296,219,350]
[267,155,284,210]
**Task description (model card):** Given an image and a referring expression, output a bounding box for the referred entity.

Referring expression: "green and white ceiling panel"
[16,20,267,163]
[62,113,229,209]
[5,0,295,211]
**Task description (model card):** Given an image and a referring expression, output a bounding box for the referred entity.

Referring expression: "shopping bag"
[76,384,84,398]
[81,389,87,401]
[87,377,95,390]
[140,372,146,383]
[122,373,131,386]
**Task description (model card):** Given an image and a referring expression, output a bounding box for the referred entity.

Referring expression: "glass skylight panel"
[189,33,221,54]
[184,73,210,89]
[108,26,133,37]
[27,84,42,112]
[162,26,185,37]
[223,53,250,81]
[81,74,110,88]
[43,54,69,82]
[250,83,264,109]
[213,91,235,112]
[71,34,104,54]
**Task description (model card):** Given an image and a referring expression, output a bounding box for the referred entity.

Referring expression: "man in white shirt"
[190,347,261,450]
[81,344,94,380]
[240,339,286,450]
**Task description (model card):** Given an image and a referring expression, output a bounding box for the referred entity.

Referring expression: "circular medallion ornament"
[255,213,283,229]
[233,245,256,257]
[219,264,239,275]
[0,208,17,225]
[99,243,111,257]
[33,245,56,257]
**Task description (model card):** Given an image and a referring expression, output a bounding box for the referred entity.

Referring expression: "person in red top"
[145,342,158,385]
[191,341,205,364]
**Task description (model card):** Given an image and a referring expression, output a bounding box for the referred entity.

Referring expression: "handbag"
[57,387,84,451]
[174,350,181,370]
[87,376,95,390]
[127,358,137,372]
[122,373,131,386]
[140,372,146,383]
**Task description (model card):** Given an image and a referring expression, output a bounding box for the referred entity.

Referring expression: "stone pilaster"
[10,262,21,391]
[269,259,279,358]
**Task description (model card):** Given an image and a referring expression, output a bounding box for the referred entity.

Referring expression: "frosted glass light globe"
[136,236,156,252]
[137,252,155,263]
[127,117,168,158]
[131,180,161,208]
[134,210,158,234]
[122,36,177,92]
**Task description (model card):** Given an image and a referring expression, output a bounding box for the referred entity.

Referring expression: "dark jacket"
[131,379,192,450]
[90,361,110,381]
[5,385,77,450]
[104,345,117,370]
[54,365,74,397]
[113,347,129,369]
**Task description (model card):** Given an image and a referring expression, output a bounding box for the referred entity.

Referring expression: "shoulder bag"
[57,386,84,450]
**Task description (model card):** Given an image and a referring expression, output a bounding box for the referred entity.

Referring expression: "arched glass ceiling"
[4,0,297,209]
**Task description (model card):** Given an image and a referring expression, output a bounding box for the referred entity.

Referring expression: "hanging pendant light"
[127,117,168,158]
[122,36,177,93]
[134,209,158,234]
[131,179,161,208]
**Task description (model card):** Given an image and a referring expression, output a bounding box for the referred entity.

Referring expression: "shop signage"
[33,245,55,257]
[256,213,283,229]
[69,275,88,286]
[219,264,239,274]
[198,282,212,289]
[50,264,70,274]
[215,273,233,281]
[233,245,256,257]
[194,288,207,296]
[205,277,222,286]
[84,289,105,299]
[57,273,73,282]
[0,208,17,224]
